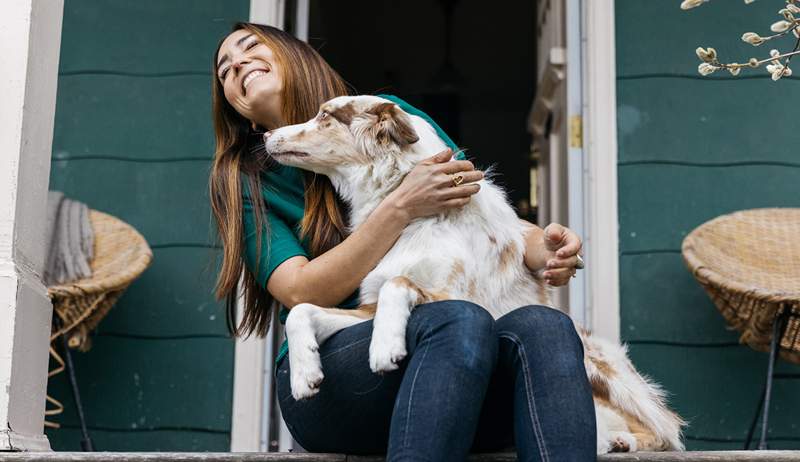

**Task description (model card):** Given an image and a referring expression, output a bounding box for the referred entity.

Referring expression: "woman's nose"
[231,58,250,74]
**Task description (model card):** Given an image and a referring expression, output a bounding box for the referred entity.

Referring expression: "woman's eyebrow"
[217,34,255,69]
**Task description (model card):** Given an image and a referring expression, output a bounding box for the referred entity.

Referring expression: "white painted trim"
[0,0,63,451]
[230,0,287,452]
[294,0,309,42]
[249,0,285,26]
[582,0,620,342]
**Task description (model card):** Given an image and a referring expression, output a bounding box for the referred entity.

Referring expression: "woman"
[210,22,595,462]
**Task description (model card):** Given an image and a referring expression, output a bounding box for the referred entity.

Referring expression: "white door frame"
[230,0,294,453]
[582,0,620,343]
[0,0,64,451]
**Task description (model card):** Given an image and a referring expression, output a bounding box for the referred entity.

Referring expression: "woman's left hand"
[522,222,583,287]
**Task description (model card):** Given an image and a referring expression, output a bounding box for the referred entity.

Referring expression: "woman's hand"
[385,149,484,221]
[522,222,583,286]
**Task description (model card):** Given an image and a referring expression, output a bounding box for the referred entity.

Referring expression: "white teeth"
[243,70,267,89]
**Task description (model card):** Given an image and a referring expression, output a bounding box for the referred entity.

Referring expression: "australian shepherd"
[263,95,685,454]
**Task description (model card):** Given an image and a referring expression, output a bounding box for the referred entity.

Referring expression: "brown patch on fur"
[624,412,664,451]
[391,276,448,304]
[367,102,419,146]
[324,304,376,320]
[589,372,611,401]
[446,259,465,287]
[467,279,478,298]
[497,242,519,272]
[328,102,356,126]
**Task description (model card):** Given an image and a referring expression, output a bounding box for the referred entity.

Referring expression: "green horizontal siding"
[46,0,249,451]
[616,0,800,451]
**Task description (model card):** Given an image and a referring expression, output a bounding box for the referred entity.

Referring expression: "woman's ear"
[366,102,420,146]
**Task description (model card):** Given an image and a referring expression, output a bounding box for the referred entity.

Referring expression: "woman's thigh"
[276,318,403,454]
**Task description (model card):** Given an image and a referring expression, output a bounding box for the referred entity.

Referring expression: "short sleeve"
[376,93,465,160]
[242,191,308,289]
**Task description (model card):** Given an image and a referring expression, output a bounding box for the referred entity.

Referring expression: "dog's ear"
[367,102,420,146]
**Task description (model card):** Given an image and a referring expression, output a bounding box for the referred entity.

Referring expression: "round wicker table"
[682,207,800,450]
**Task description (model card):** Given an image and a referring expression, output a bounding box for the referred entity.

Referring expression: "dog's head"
[263,95,421,177]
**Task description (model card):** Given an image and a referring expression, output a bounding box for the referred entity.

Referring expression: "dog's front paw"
[607,431,637,453]
[368,333,407,373]
[288,336,324,400]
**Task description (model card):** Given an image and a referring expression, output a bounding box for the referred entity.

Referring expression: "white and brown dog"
[264,95,685,454]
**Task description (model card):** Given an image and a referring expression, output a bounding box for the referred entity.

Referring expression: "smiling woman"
[208,22,589,460]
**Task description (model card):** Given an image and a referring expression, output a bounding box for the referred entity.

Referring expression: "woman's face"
[216,29,286,129]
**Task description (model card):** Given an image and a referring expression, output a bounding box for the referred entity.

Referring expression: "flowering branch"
[682,0,800,80]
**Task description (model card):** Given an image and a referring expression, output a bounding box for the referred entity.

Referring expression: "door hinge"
[569,115,583,148]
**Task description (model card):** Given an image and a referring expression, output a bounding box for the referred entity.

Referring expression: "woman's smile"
[242,68,270,95]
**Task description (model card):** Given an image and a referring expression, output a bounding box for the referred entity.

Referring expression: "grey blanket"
[44,191,94,286]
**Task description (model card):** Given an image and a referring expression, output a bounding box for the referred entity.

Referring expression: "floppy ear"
[367,102,420,146]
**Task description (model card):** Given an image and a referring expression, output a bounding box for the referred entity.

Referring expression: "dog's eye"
[320,112,329,120]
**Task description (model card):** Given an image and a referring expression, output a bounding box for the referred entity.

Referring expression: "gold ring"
[451,174,464,187]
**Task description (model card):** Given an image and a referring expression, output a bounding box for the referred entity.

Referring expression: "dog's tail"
[582,332,686,451]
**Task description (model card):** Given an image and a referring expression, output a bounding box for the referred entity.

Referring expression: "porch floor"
[1,452,800,461]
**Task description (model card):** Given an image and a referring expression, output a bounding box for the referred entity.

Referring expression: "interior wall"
[616,0,800,450]
[307,0,537,217]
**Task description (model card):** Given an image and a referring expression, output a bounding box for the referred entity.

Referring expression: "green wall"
[616,0,800,450]
[46,1,249,451]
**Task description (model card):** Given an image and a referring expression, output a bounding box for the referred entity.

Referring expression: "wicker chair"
[682,207,800,450]
[46,210,152,439]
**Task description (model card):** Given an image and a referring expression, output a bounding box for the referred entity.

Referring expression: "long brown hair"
[210,22,351,338]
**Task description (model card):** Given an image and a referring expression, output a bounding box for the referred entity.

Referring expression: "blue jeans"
[276,301,596,462]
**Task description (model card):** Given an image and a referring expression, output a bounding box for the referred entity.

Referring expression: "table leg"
[757,308,790,450]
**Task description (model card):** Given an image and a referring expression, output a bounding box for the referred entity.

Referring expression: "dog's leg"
[285,303,373,400]
[369,276,428,373]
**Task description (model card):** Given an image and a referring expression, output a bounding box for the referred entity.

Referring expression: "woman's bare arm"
[267,149,483,308]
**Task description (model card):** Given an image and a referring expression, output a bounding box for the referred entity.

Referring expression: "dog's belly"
[359,219,550,317]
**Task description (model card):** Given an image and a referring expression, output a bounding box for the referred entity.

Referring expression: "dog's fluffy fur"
[265,95,685,454]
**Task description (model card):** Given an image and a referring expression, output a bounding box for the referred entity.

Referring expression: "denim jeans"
[276,301,597,462]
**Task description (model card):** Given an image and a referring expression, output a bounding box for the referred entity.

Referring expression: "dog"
[264,95,685,453]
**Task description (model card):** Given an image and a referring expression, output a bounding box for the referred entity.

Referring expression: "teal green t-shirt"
[242,94,462,365]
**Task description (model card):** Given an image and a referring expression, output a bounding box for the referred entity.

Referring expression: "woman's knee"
[497,305,583,356]
[408,300,497,370]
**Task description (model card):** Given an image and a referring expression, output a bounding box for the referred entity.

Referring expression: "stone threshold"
[2,451,800,461]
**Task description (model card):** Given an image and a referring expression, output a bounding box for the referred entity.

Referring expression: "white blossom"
[770,20,792,32]
[696,47,717,62]
[727,65,741,76]
[741,32,765,45]
[766,63,791,80]
[698,62,718,75]
[769,49,781,64]
[681,0,705,10]
[787,4,800,14]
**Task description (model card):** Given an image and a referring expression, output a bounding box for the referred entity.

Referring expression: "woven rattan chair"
[46,210,152,448]
[682,207,800,450]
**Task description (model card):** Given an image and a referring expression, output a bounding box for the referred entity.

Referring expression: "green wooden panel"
[47,0,250,451]
[620,253,739,343]
[46,336,233,431]
[616,0,781,77]
[617,79,800,165]
[46,427,230,452]
[94,247,228,337]
[49,161,214,247]
[627,344,800,450]
[59,0,249,74]
[52,75,215,161]
[618,165,800,253]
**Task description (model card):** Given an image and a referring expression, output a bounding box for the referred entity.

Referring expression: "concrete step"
[1,452,800,461]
